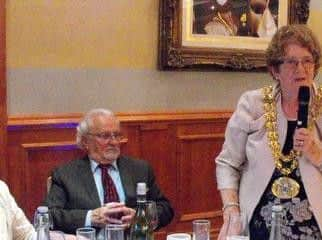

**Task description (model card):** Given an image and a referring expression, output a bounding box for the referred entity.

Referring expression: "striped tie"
[99,164,120,203]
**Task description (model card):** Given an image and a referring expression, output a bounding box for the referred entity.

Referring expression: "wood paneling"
[7,111,231,237]
[22,143,82,218]
[0,0,6,180]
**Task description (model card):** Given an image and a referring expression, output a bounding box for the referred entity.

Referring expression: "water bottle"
[130,182,153,240]
[34,206,51,240]
[269,205,284,240]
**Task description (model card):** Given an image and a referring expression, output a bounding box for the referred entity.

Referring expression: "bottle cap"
[272,205,283,212]
[136,182,147,195]
[37,206,49,213]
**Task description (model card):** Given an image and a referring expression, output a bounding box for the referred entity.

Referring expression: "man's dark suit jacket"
[44,155,174,234]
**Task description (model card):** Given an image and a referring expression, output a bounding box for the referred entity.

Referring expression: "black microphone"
[297,86,310,128]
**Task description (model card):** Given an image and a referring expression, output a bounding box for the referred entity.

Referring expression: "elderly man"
[44,109,174,236]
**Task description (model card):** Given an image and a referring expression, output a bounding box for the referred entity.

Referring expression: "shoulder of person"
[236,87,266,117]
[52,156,88,175]
[239,87,264,103]
[0,180,9,192]
[0,181,12,203]
[118,156,154,183]
[118,155,151,169]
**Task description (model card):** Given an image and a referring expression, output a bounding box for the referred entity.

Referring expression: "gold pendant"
[271,177,300,199]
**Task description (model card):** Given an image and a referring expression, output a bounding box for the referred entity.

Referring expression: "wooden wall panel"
[176,135,224,231]
[22,143,82,217]
[7,111,231,237]
[139,123,177,209]
[0,0,6,180]
[7,122,80,209]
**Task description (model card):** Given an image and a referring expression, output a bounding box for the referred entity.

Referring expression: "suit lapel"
[117,156,136,205]
[78,156,101,207]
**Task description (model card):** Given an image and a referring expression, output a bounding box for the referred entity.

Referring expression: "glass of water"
[76,227,96,240]
[105,224,124,240]
[192,219,210,240]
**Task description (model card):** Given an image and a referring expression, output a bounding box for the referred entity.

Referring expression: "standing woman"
[215,24,322,239]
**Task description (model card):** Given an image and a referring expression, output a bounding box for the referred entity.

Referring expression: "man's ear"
[82,137,89,150]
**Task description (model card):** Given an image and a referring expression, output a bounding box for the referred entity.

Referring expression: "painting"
[158,0,310,71]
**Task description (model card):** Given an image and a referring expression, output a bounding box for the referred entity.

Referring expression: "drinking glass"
[105,224,124,240]
[167,233,191,240]
[192,219,210,240]
[145,200,159,230]
[76,227,96,240]
[50,231,66,240]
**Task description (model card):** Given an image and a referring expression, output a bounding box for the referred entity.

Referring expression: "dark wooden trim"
[178,133,224,141]
[8,110,232,126]
[179,210,222,222]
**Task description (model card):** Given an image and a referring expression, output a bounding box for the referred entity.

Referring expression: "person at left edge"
[0,180,76,240]
[44,108,174,235]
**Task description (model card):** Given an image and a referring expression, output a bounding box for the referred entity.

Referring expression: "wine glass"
[145,200,159,230]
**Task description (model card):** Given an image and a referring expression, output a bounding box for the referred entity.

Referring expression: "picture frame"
[158,0,310,71]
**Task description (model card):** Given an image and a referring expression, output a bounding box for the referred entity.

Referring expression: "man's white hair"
[76,108,115,149]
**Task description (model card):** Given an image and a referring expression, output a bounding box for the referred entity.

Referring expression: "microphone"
[297,86,310,128]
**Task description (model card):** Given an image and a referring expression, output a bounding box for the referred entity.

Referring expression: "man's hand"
[91,202,135,228]
[121,207,135,227]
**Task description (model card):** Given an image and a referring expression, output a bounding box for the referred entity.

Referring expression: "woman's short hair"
[266,24,321,76]
[76,108,115,149]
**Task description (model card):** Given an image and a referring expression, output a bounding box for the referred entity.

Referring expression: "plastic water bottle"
[269,205,284,240]
[34,206,51,240]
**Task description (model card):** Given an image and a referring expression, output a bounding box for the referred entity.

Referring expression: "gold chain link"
[262,85,322,176]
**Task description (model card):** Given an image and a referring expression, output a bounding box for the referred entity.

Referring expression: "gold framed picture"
[158,0,310,71]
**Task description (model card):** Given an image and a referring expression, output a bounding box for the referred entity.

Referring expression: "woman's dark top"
[249,121,322,240]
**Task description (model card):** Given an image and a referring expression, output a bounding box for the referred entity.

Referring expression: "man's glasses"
[88,131,123,142]
[281,57,314,71]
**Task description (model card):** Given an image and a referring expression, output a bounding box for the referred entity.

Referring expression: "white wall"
[6,0,322,114]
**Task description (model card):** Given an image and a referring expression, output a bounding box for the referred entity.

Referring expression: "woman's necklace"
[262,85,322,199]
